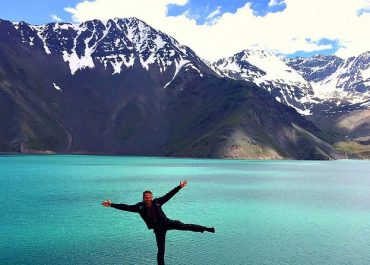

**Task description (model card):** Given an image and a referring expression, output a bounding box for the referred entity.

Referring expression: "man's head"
[143,190,153,206]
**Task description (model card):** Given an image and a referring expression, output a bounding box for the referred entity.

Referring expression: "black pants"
[154,219,208,265]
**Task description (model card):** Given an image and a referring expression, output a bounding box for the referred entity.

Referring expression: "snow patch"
[114,38,121,47]
[219,61,241,73]
[61,22,112,75]
[100,53,136,74]
[53,83,62,91]
[361,66,370,81]
[111,60,123,74]
[124,53,135,68]
[243,51,307,84]
[60,23,73,30]
[31,25,51,54]
[153,35,166,50]
[296,108,312,115]
[360,101,370,107]
[62,50,95,75]
[140,53,156,70]
[164,59,190,88]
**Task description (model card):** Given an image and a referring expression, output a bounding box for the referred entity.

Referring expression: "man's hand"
[101,199,112,207]
[180,180,188,188]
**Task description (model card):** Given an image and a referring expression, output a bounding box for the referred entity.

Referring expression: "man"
[101,180,215,265]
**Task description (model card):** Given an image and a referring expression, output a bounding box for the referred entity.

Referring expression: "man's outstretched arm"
[101,199,140,213]
[157,180,188,205]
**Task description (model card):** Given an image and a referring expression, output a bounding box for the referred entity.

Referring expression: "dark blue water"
[1,155,370,265]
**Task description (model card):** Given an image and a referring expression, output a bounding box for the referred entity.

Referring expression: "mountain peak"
[239,49,277,58]
[8,17,215,79]
[214,48,312,115]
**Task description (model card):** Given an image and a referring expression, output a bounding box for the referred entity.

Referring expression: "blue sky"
[168,0,286,24]
[0,0,286,25]
[0,0,368,60]
[0,0,76,24]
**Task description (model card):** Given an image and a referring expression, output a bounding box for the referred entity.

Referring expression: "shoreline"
[0,151,361,161]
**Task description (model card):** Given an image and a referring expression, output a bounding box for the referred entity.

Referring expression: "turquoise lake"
[1,155,370,265]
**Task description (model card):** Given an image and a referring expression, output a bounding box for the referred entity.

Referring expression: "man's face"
[143,192,153,206]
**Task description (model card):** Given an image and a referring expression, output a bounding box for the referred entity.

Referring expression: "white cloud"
[64,0,370,61]
[268,0,284,7]
[64,0,188,22]
[205,6,222,25]
[182,8,201,21]
[206,6,221,20]
[51,14,63,22]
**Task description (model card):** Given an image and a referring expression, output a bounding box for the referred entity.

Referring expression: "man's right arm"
[111,203,141,213]
[101,200,141,213]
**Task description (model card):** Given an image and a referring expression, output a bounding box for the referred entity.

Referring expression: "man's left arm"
[157,180,187,205]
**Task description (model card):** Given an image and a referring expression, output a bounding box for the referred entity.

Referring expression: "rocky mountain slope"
[214,50,314,115]
[213,49,370,158]
[215,50,370,117]
[0,18,345,159]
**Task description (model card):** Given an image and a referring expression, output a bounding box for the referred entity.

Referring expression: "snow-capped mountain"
[214,50,370,116]
[9,18,217,86]
[214,50,314,115]
[0,17,344,159]
[287,55,344,83]
[288,52,370,108]
[9,16,370,117]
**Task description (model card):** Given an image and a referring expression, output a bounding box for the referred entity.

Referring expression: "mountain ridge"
[0,17,352,159]
[215,48,370,117]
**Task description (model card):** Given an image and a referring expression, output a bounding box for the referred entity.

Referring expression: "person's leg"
[167,219,215,233]
[154,230,167,265]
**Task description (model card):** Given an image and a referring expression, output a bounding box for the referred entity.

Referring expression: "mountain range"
[1,17,369,159]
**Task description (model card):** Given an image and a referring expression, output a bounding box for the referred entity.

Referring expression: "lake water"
[1,155,370,265]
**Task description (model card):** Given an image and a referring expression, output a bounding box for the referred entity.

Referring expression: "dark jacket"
[111,185,182,230]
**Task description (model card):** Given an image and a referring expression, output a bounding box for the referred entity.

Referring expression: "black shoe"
[206,227,215,233]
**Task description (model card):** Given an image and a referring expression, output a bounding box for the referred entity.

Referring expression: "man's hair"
[143,190,153,198]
